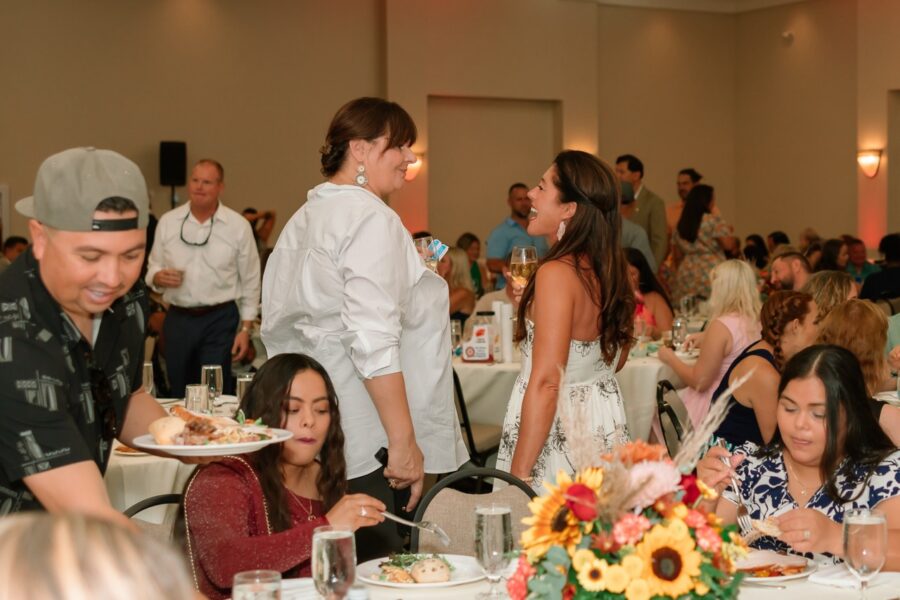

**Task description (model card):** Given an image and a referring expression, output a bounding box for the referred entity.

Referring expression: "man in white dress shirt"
[146,159,260,397]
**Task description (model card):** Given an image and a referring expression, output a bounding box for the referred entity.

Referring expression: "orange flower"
[603,440,669,465]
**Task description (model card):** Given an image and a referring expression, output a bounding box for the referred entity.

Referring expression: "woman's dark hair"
[676,184,714,244]
[760,290,814,370]
[743,234,769,269]
[815,238,847,272]
[320,97,417,177]
[624,247,673,312]
[240,354,347,531]
[456,232,480,253]
[766,345,895,503]
[516,150,635,363]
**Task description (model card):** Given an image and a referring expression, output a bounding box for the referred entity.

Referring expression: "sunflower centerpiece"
[507,441,747,600]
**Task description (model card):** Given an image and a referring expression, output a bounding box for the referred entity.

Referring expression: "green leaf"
[544,545,572,569]
[235,409,246,425]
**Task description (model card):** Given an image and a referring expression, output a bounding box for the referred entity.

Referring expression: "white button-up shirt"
[145,202,261,321]
[261,182,468,479]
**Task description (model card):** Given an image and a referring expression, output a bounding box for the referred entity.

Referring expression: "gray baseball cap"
[16,147,149,231]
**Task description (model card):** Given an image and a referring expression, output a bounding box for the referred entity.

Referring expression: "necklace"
[784,454,819,498]
[287,489,318,522]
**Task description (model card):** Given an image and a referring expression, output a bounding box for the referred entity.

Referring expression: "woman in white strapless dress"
[495,151,636,491]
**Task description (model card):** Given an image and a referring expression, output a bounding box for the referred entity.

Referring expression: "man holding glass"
[0,147,198,523]
[486,182,549,289]
[146,159,260,397]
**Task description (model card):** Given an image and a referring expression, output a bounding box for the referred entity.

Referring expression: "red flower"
[680,474,700,505]
[563,583,576,600]
[590,530,622,553]
[506,554,535,600]
[564,483,598,521]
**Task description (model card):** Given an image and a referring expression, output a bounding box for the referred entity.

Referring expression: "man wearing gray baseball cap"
[0,147,202,523]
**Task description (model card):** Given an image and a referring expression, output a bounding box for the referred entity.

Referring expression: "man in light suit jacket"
[615,154,668,267]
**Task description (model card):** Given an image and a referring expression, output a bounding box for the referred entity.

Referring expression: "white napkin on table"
[809,564,900,589]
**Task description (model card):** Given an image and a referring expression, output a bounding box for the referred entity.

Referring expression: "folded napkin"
[280,578,320,600]
[809,564,900,589]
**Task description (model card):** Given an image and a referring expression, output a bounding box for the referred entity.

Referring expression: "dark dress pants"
[163,303,239,398]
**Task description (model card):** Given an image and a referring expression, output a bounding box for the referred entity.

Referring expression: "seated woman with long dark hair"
[178,354,386,600]
[698,345,900,568]
[625,247,673,339]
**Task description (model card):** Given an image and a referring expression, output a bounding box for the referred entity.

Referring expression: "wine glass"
[312,526,356,600]
[200,364,224,402]
[450,319,463,356]
[414,236,438,272]
[475,504,513,599]
[509,246,537,288]
[142,361,155,397]
[236,374,254,403]
[672,317,687,351]
[843,508,887,600]
[232,570,281,600]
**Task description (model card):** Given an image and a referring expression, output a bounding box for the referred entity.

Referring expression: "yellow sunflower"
[521,472,585,561]
[604,564,630,594]
[634,522,703,597]
[572,548,597,571]
[574,466,604,492]
[622,554,644,579]
[576,558,608,592]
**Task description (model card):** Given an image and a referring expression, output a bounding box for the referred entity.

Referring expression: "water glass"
[232,570,281,600]
[414,236,438,272]
[312,526,356,600]
[201,364,224,401]
[450,320,463,356]
[236,374,254,402]
[475,504,513,599]
[679,295,696,318]
[185,384,210,414]
[672,317,688,351]
[509,246,538,288]
[843,508,887,600]
[142,361,155,397]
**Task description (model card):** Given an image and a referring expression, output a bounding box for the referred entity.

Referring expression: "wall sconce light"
[857,149,882,178]
[404,155,424,181]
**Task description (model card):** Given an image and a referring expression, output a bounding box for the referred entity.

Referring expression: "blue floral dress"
[722,442,900,563]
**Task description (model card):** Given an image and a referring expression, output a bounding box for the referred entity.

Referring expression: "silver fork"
[716,441,752,534]
[380,511,451,547]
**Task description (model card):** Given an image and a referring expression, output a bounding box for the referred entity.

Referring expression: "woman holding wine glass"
[496,150,635,490]
[697,345,900,569]
[179,353,386,600]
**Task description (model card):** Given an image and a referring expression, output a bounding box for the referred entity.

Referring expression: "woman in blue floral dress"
[698,345,900,569]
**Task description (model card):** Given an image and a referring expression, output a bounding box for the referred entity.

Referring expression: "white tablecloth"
[454,355,684,441]
[104,442,195,523]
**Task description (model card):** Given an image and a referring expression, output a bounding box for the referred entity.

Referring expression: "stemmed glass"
[201,364,224,403]
[843,508,887,600]
[475,504,513,599]
[450,319,463,356]
[312,526,356,600]
[509,246,537,288]
[414,236,438,272]
[142,361,155,397]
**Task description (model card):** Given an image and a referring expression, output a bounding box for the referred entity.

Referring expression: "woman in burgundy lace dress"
[178,354,385,599]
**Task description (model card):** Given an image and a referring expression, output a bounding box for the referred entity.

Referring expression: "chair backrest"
[123,493,182,518]
[124,493,182,544]
[411,468,535,554]
[657,380,689,456]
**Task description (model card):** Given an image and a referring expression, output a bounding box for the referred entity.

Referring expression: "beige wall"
[0,0,384,240]
[734,0,857,242]
[596,6,737,225]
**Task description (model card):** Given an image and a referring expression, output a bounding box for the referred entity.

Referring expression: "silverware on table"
[380,511,451,547]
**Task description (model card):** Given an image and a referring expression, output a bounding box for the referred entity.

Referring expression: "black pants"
[347,469,413,561]
[163,303,239,398]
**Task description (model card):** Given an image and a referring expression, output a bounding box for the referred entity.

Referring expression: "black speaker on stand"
[159,141,187,209]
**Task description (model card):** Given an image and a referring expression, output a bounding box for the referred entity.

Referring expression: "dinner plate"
[132,428,293,456]
[113,447,149,457]
[357,554,485,588]
[736,549,816,582]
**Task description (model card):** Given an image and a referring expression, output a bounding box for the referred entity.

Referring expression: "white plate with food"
[357,553,485,589]
[133,406,292,456]
[735,549,815,582]
[113,444,148,457]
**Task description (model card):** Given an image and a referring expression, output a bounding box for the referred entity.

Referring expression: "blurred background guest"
[670,184,735,303]
[815,238,849,272]
[800,270,857,324]
[713,291,818,447]
[619,181,657,272]
[797,226,821,253]
[846,237,880,285]
[261,97,467,557]
[860,232,900,301]
[625,247,673,339]
[804,239,824,270]
[0,513,196,600]
[766,230,790,254]
[769,250,812,291]
[242,207,277,256]
[456,232,492,298]
[658,260,761,427]
[486,182,549,289]
[742,233,769,272]
[437,246,476,327]
[615,153,668,267]
[0,235,28,274]
[667,167,703,232]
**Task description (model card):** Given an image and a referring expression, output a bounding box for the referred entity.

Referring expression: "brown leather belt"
[169,301,234,317]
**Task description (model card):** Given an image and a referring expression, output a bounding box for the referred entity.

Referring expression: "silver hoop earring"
[355,164,368,186]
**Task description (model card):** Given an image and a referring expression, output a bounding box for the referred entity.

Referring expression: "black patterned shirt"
[0,249,147,514]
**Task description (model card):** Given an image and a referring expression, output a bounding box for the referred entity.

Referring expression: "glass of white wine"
[142,361,155,397]
[509,245,538,288]
[843,508,887,600]
[475,504,513,599]
[414,236,438,272]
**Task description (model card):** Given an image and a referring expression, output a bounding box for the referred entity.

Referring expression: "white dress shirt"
[261,182,468,479]
[145,202,261,321]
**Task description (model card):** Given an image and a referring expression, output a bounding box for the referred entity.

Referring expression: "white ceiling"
[590,0,807,14]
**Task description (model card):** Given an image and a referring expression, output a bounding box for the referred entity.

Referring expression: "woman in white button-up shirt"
[261,98,468,557]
